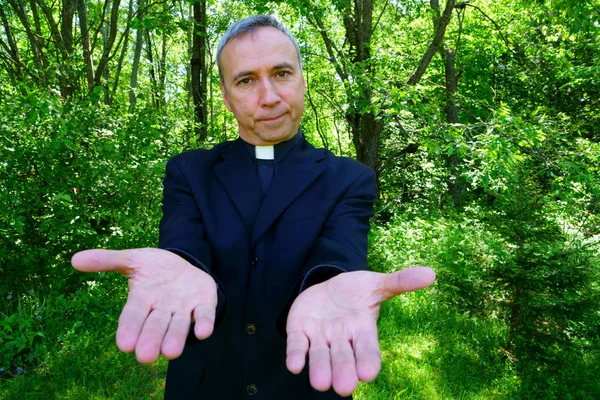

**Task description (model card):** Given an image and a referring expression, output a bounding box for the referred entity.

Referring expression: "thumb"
[71,249,130,273]
[380,267,436,301]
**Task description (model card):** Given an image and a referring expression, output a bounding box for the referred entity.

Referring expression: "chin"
[257,131,295,144]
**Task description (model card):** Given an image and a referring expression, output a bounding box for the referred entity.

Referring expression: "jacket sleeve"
[158,157,227,322]
[299,166,377,288]
[277,166,377,333]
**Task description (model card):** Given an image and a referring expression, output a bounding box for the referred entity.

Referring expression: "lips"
[258,113,286,123]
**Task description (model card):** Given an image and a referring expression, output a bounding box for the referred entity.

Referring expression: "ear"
[220,80,232,112]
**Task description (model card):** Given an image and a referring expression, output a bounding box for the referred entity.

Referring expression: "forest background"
[0,0,599,398]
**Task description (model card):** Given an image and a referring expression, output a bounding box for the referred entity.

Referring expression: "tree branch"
[466,3,515,53]
[94,0,122,87]
[305,11,349,83]
[305,68,329,149]
[372,0,389,37]
[34,0,68,59]
[407,0,455,85]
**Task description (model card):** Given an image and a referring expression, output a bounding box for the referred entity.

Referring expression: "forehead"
[220,27,300,79]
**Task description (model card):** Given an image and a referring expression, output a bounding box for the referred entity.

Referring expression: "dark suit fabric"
[159,137,376,399]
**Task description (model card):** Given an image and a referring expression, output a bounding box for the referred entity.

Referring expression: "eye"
[276,71,290,78]
[238,77,252,85]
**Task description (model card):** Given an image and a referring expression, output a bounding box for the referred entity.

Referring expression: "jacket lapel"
[250,142,326,248]
[214,140,262,236]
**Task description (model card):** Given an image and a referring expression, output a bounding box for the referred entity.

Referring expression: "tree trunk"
[34,0,73,96]
[77,0,95,90]
[34,0,67,57]
[8,0,45,81]
[185,4,192,116]
[443,49,458,123]
[206,22,217,139]
[191,0,208,142]
[93,0,121,91]
[442,47,463,206]
[112,0,134,98]
[158,28,167,107]
[304,0,382,185]
[145,29,160,108]
[28,0,45,71]
[346,0,382,179]
[306,69,329,149]
[0,6,22,79]
[101,23,110,103]
[433,1,465,207]
[129,0,144,110]
[407,0,455,85]
[61,0,76,54]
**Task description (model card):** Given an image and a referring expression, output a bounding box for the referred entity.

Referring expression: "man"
[72,15,435,399]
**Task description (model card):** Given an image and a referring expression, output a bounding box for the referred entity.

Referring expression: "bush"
[0,90,186,371]
[0,91,174,296]
[369,189,599,394]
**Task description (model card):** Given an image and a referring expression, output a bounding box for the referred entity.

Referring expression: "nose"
[259,78,281,107]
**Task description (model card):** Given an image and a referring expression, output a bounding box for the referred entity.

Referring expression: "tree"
[296,0,383,179]
[191,0,208,142]
[130,0,145,109]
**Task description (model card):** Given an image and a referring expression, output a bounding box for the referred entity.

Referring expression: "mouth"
[258,113,286,123]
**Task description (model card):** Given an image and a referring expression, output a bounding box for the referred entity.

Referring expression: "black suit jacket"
[159,137,376,399]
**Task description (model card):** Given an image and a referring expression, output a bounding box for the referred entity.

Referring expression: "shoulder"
[325,151,373,175]
[297,139,376,198]
[167,140,235,171]
[307,142,375,182]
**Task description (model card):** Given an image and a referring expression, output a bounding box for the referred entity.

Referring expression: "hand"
[285,267,436,397]
[71,248,217,363]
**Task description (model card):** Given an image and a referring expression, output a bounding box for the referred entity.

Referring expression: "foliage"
[369,208,600,398]
[0,90,182,295]
[0,275,122,373]
[0,278,167,399]
[371,88,600,386]
[0,88,193,371]
[1,0,600,397]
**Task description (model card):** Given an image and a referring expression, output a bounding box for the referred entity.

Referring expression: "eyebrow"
[273,62,296,72]
[232,62,297,82]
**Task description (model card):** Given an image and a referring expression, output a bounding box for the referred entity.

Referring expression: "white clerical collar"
[255,145,275,160]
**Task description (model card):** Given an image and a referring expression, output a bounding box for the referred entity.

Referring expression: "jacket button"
[245,324,257,335]
[247,384,258,395]
[251,257,258,267]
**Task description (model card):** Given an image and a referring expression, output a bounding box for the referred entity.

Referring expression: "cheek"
[231,97,255,116]
[295,95,305,114]
[285,90,305,113]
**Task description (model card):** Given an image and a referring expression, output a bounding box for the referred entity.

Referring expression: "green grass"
[2,255,599,400]
[0,284,167,400]
[355,291,514,400]
[357,290,600,400]
[1,339,167,400]
[2,286,598,399]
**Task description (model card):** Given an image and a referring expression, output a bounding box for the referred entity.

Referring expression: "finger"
[116,294,152,353]
[331,338,358,397]
[71,249,130,273]
[161,311,192,359]
[135,309,171,364]
[193,304,216,340]
[308,337,332,392]
[381,267,436,301]
[286,330,309,374]
[353,327,381,383]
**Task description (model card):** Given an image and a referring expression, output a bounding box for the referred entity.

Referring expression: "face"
[219,27,306,146]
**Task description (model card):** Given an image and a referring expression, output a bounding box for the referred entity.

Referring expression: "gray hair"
[216,15,302,81]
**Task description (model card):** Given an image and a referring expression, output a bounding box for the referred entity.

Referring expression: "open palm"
[286,267,436,397]
[71,248,217,363]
